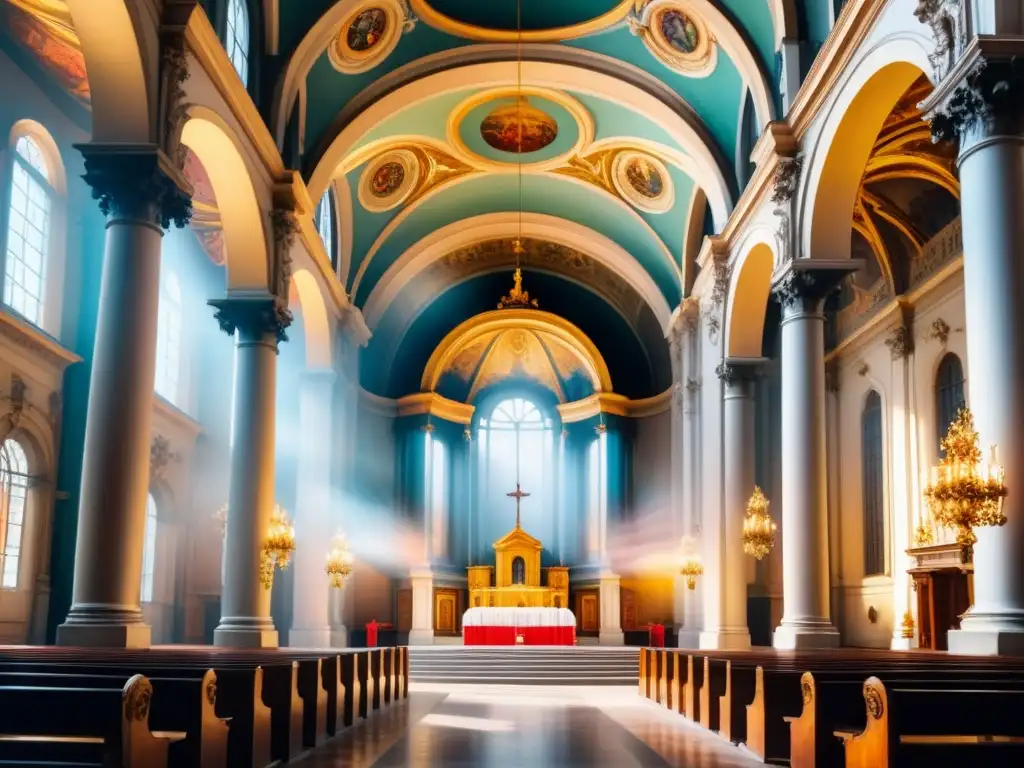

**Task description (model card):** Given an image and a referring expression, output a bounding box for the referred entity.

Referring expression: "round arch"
[289,268,333,369]
[725,234,777,358]
[362,212,674,332]
[800,36,933,264]
[180,109,268,291]
[306,60,734,229]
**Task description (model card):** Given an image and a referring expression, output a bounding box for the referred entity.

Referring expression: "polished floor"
[298,684,761,768]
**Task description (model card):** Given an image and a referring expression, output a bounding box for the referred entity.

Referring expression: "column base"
[57,605,151,648]
[408,629,434,646]
[599,629,625,646]
[288,627,332,649]
[214,618,279,649]
[772,621,840,649]
[676,626,700,649]
[330,626,349,648]
[948,628,1024,656]
[698,629,751,650]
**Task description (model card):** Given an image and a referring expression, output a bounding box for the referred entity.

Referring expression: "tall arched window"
[315,190,335,269]
[155,269,182,405]
[861,390,885,577]
[0,438,29,588]
[936,353,966,454]
[226,0,250,86]
[4,136,52,326]
[140,493,158,603]
[478,397,555,550]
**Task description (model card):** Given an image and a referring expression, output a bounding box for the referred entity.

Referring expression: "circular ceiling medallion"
[411,0,629,39]
[330,0,411,74]
[480,98,558,154]
[638,1,716,77]
[358,149,420,212]
[448,88,591,171]
[612,152,674,214]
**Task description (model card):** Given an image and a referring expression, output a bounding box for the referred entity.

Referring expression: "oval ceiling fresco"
[415,0,628,33]
[455,92,582,167]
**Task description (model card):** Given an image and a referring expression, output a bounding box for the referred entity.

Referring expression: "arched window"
[225,0,250,86]
[936,353,966,454]
[4,136,52,326]
[0,438,29,588]
[315,190,335,269]
[155,269,182,405]
[140,493,158,603]
[861,390,885,576]
[511,556,525,585]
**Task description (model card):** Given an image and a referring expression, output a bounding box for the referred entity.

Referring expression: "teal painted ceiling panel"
[421,0,624,31]
[354,89,473,150]
[718,0,778,80]
[637,165,694,267]
[568,91,685,152]
[345,164,394,293]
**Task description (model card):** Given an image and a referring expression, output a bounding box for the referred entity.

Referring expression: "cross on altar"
[507,483,530,529]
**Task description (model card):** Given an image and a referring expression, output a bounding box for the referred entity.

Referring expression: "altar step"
[408,647,640,686]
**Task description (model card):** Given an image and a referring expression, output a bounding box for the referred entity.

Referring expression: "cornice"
[359,387,399,417]
[396,392,475,425]
[0,310,80,371]
[153,393,204,440]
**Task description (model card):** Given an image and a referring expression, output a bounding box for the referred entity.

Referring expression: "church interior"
[1,0,1024,765]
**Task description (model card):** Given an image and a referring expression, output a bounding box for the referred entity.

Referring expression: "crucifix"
[507,482,530,529]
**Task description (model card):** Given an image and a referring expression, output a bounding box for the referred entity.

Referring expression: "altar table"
[462,607,576,646]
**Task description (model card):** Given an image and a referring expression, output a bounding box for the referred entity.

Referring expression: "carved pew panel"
[297,658,329,748]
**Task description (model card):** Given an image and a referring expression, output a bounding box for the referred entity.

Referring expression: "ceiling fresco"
[1,0,89,105]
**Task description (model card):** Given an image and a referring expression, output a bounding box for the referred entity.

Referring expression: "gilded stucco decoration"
[357,145,473,212]
[554,146,676,215]
[1,0,89,104]
[330,0,416,74]
[628,0,717,78]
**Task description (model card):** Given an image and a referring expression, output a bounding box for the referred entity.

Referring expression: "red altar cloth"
[463,625,576,646]
[644,623,665,648]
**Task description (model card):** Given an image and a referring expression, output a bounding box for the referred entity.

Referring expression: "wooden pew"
[745,666,804,763]
[783,671,867,768]
[297,657,329,749]
[0,668,229,768]
[638,648,649,698]
[841,677,1024,768]
[718,660,757,744]
[321,654,347,736]
[698,657,727,731]
[667,652,681,713]
[262,661,304,763]
[396,646,408,699]
[683,654,702,722]
[0,674,182,768]
[340,651,368,723]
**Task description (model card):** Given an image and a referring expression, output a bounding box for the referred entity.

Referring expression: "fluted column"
[211,296,289,648]
[289,369,336,648]
[57,147,190,648]
[700,359,763,649]
[772,264,852,649]
[924,46,1024,655]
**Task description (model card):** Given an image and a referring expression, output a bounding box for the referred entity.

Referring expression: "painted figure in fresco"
[626,158,664,199]
[347,7,387,52]
[480,97,558,154]
[660,9,700,54]
[370,162,405,198]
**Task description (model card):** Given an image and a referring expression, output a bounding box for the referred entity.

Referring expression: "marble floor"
[297,684,762,768]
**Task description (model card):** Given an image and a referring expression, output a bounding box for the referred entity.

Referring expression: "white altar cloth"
[462,607,576,627]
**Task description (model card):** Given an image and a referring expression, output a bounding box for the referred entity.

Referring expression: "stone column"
[211,296,289,648]
[408,570,434,645]
[57,147,190,648]
[289,369,336,648]
[329,583,349,648]
[771,264,852,649]
[700,359,763,650]
[599,573,624,645]
[925,50,1024,655]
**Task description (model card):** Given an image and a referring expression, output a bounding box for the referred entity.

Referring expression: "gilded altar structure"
[467,521,569,609]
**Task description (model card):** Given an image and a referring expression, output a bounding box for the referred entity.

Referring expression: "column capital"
[209,294,292,345]
[715,357,768,388]
[76,143,192,229]
[771,260,861,311]
[920,37,1024,149]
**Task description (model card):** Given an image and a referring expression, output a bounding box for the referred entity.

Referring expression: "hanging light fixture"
[742,485,777,561]
[923,407,1007,561]
[325,532,354,589]
[680,555,703,591]
[260,504,296,590]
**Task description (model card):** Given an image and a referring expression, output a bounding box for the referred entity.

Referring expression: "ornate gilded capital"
[771,262,855,312]
[77,144,192,229]
[885,324,914,360]
[209,295,292,345]
[770,156,802,207]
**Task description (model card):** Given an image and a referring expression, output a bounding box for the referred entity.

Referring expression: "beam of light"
[419,714,516,732]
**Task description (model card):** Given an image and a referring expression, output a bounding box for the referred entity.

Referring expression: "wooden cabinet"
[575,590,599,634]
[908,543,972,651]
[433,588,460,635]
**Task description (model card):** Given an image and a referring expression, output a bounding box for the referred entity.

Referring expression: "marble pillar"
[408,570,434,645]
[289,369,336,648]
[927,53,1024,655]
[211,296,289,648]
[771,264,852,649]
[599,573,624,645]
[57,147,190,648]
[700,359,763,650]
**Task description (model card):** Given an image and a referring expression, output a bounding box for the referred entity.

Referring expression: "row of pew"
[638,647,1024,768]
[0,645,409,767]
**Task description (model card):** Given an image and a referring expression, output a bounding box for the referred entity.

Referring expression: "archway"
[289,269,333,370]
[726,240,776,358]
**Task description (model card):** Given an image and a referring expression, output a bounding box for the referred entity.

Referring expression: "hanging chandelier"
[742,485,777,560]
[923,407,1007,560]
[325,532,354,588]
[260,504,296,590]
[680,555,703,591]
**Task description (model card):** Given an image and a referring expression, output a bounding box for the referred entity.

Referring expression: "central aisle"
[302,683,760,768]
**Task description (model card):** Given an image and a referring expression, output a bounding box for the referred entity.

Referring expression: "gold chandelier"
[923,407,1007,560]
[260,504,296,590]
[324,532,354,588]
[680,555,703,590]
[742,485,777,560]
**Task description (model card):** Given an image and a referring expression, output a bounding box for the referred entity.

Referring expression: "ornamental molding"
[0,376,27,444]
[209,295,293,343]
[929,318,952,346]
[329,0,416,75]
[914,0,968,84]
[702,251,731,344]
[158,1,198,174]
[150,434,182,480]
[628,0,718,78]
[715,358,762,387]
[770,155,802,270]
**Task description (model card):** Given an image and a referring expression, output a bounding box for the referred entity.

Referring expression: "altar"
[463,607,576,646]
